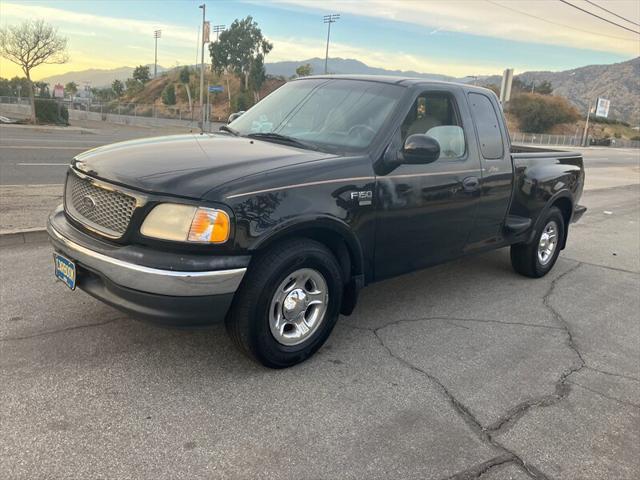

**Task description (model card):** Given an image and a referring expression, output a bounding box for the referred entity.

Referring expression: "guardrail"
[511,131,640,149]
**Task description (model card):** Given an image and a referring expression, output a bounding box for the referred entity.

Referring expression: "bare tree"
[0,20,69,123]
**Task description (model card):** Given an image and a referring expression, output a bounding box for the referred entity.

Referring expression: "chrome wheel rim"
[269,268,329,346]
[537,220,559,266]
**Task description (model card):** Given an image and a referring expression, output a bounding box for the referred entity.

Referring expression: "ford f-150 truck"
[48,76,586,367]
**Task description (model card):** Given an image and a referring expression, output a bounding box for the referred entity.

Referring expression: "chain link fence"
[510,131,640,149]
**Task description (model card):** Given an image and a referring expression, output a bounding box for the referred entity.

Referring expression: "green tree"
[0,20,68,123]
[509,93,579,133]
[65,81,78,96]
[209,16,273,91]
[161,83,176,105]
[535,80,553,95]
[111,79,124,97]
[179,66,191,84]
[295,63,312,77]
[34,81,50,97]
[132,65,151,83]
[248,54,266,102]
[125,77,143,96]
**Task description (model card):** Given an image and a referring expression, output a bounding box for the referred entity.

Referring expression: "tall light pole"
[198,4,207,132]
[323,14,339,74]
[153,30,162,78]
[212,24,225,42]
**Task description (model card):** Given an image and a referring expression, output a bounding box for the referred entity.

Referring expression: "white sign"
[595,97,610,118]
[203,21,210,43]
[53,84,64,98]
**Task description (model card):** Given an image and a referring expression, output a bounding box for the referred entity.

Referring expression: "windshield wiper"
[219,124,239,136]
[246,132,318,151]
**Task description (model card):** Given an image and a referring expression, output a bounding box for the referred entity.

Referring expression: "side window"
[468,92,504,159]
[400,92,466,161]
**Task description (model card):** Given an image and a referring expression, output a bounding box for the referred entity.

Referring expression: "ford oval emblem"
[82,195,97,211]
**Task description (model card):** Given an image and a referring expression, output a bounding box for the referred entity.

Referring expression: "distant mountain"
[481,57,639,124]
[40,64,168,87]
[265,57,456,82]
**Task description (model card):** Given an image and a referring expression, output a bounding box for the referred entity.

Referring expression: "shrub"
[232,91,253,112]
[508,93,579,133]
[161,83,176,105]
[35,99,68,124]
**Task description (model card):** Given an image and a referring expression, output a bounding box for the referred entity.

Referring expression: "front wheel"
[511,206,565,278]
[226,238,344,368]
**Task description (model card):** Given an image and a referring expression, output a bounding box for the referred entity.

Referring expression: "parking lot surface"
[1,165,638,478]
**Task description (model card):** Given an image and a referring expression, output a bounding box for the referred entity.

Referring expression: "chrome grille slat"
[65,171,137,238]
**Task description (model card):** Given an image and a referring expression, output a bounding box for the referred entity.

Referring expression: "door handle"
[462,176,480,193]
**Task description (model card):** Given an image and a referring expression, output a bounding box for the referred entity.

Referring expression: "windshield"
[228,79,404,152]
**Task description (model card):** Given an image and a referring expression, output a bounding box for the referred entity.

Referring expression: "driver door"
[374,88,482,280]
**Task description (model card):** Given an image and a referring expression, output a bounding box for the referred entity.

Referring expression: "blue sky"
[1,0,638,79]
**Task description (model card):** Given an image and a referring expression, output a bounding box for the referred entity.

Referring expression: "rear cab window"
[467,92,504,159]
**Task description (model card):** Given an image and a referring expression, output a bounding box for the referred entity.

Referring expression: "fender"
[251,214,366,279]
[526,189,574,247]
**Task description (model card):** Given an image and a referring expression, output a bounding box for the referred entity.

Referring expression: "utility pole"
[198,4,207,133]
[582,98,594,147]
[153,30,162,78]
[323,14,340,74]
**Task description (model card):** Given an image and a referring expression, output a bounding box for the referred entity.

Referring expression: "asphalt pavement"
[1,164,639,477]
[0,120,204,186]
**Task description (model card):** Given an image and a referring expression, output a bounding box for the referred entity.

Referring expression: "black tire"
[225,238,344,368]
[511,206,565,278]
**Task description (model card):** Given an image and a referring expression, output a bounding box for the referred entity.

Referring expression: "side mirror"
[228,111,245,124]
[401,134,440,164]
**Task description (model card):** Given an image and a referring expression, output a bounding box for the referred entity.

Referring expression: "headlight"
[140,204,230,243]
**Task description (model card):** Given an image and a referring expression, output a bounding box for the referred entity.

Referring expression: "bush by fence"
[509,93,579,133]
[35,99,68,124]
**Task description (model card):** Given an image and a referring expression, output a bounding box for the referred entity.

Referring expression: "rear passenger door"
[374,87,482,280]
[464,92,514,250]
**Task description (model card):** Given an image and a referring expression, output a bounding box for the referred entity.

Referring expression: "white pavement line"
[1,184,64,187]
[16,163,69,166]
[0,146,88,150]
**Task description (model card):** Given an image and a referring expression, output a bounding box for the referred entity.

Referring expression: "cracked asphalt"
[1,183,639,478]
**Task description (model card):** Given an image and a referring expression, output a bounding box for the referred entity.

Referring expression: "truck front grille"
[64,170,137,238]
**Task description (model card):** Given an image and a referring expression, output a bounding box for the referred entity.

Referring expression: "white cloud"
[1,2,197,46]
[273,0,640,56]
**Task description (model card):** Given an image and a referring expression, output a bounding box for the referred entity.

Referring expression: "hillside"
[266,57,455,82]
[482,57,639,124]
[40,64,167,88]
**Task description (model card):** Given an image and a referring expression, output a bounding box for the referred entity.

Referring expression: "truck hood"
[73,134,336,199]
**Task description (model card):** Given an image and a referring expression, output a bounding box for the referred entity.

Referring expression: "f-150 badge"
[350,190,373,206]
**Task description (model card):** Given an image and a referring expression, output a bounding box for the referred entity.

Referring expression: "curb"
[0,228,48,247]
[0,124,97,134]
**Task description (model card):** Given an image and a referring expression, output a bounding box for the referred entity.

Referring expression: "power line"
[583,0,640,28]
[557,0,640,35]
[485,0,638,42]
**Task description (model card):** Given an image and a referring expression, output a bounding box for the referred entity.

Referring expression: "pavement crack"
[584,366,640,383]
[0,317,123,342]
[371,325,551,480]
[567,381,640,409]
[441,454,515,480]
[487,263,587,434]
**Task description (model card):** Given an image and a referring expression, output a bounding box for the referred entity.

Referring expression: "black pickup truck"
[48,76,586,367]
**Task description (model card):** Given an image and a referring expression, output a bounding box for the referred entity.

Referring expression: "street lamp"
[153,30,162,78]
[323,14,340,74]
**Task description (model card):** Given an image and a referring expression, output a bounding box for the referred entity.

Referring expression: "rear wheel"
[511,206,565,278]
[226,238,343,368]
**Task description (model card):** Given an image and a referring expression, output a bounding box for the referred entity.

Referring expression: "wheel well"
[552,197,572,249]
[256,227,359,282]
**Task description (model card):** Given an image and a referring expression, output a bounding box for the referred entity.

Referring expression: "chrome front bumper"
[47,209,246,297]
